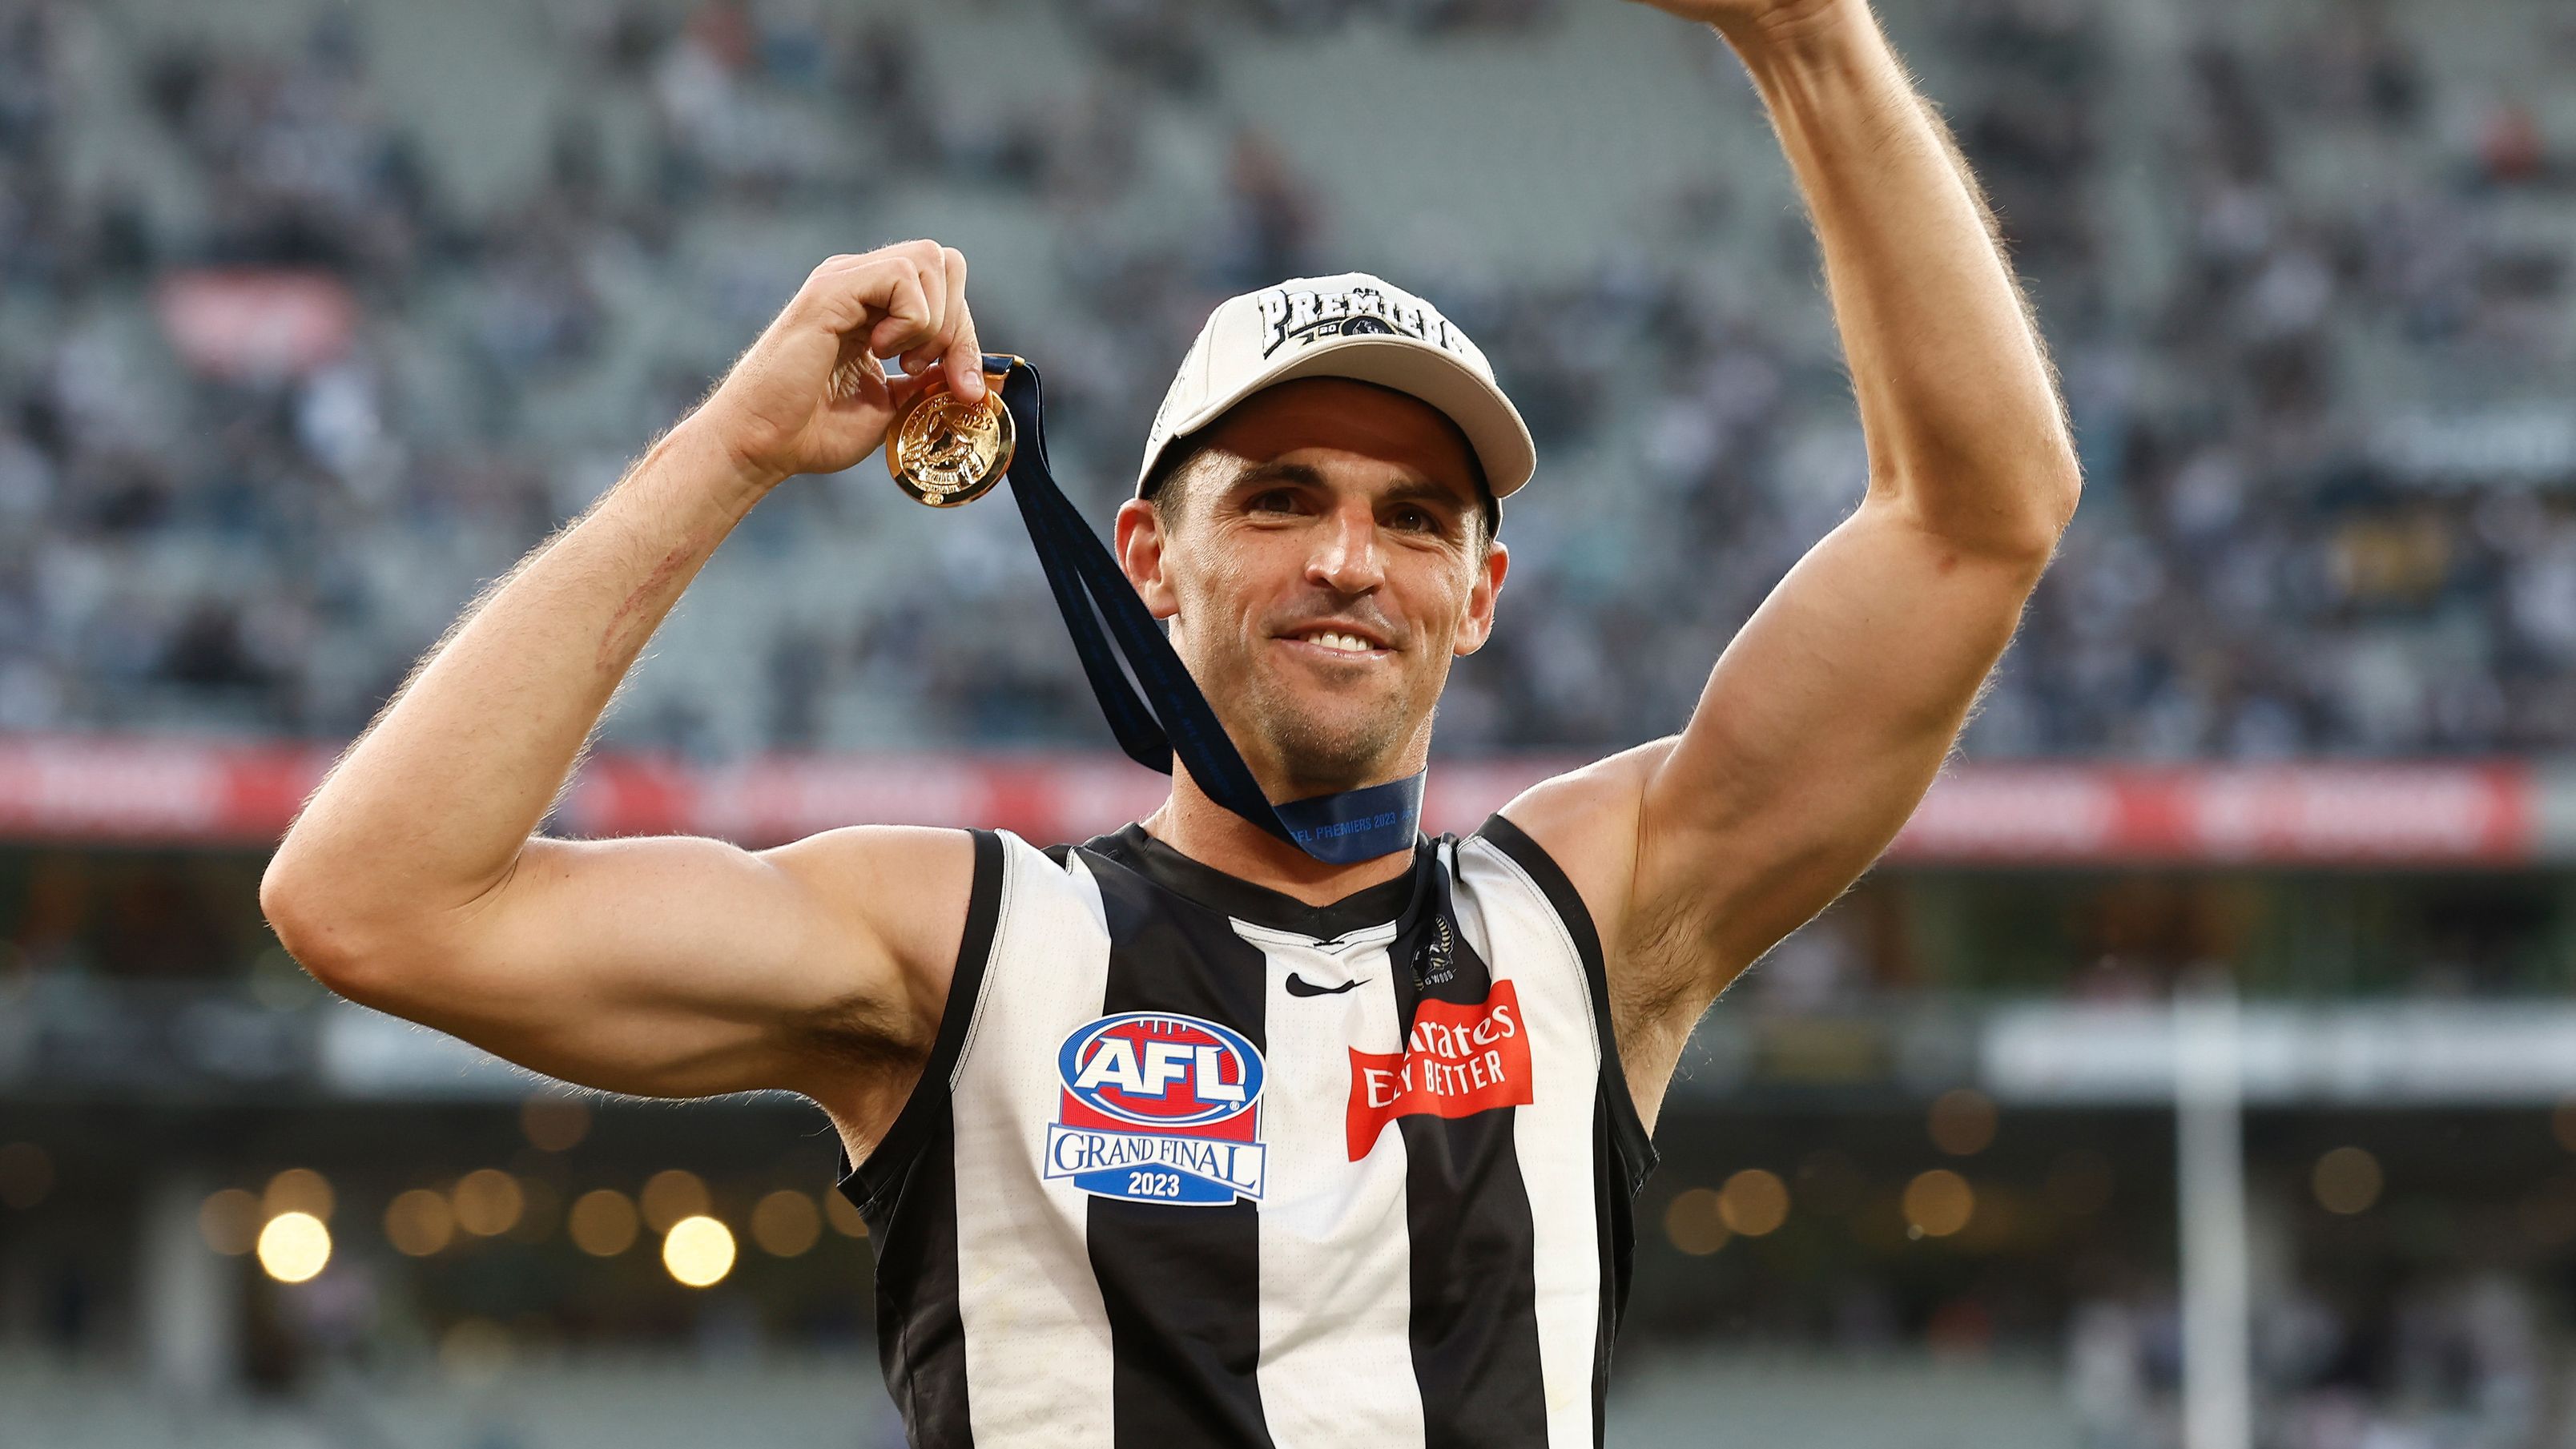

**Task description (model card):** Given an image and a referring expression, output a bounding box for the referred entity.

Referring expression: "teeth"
[1306,631,1371,654]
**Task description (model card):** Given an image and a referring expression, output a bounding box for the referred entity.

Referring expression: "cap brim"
[1148,332,1536,499]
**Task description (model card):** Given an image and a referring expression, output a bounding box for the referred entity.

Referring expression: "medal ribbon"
[988,359,1425,864]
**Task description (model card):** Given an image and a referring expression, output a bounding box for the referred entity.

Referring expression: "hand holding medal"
[684,240,987,489]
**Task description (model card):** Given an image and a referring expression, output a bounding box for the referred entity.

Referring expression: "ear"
[1114,497,1180,620]
[1453,539,1509,657]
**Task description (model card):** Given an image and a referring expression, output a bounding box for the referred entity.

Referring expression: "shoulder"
[1484,737,1676,961]
[1477,747,1689,1143]
[1488,739,1722,1125]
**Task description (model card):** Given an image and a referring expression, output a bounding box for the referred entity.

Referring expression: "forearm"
[267,419,772,944]
[1728,0,2079,553]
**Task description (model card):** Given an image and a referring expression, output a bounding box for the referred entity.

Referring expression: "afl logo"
[1057,1014,1264,1128]
[1044,1013,1269,1206]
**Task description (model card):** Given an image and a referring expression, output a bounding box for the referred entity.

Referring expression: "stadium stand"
[3,0,2574,760]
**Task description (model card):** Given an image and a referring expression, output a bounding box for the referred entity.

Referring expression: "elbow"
[259,850,395,1005]
[1880,413,2083,566]
[1966,433,2083,568]
[262,827,519,1018]
[2007,451,2083,562]
[1887,447,2081,570]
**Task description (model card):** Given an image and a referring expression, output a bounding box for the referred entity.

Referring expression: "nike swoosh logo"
[1285,973,1366,998]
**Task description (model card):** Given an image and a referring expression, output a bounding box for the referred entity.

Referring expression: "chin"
[1253,694,1423,794]
[1205,643,1435,791]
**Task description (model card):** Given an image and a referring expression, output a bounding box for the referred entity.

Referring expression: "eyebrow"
[1227,460,1476,517]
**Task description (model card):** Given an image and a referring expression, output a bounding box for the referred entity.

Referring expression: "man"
[261,0,2077,1443]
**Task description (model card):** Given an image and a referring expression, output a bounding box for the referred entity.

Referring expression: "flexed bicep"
[276,825,976,1108]
[1634,497,2046,985]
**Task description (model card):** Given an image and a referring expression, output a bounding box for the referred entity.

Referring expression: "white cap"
[1137,272,1536,501]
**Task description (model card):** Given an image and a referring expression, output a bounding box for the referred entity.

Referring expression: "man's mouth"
[1280,625,1392,658]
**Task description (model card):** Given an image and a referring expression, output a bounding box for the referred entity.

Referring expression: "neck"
[1140,759,1421,907]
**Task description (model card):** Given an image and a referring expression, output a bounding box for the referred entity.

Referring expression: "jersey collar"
[1089,823,1438,940]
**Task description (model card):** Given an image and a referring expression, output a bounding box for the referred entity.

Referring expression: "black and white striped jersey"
[839,818,1656,1448]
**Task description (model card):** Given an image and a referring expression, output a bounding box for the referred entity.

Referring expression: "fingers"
[867,256,941,364]
[892,248,976,400]
[797,241,983,400]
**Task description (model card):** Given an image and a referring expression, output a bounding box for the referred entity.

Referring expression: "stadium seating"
[3,0,2572,760]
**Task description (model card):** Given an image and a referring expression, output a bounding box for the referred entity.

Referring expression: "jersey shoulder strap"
[837,827,1012,1217]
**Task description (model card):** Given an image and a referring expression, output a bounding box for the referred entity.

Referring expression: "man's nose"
[1307,501,1386,595]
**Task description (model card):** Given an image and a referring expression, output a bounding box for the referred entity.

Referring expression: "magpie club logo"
[1045,1013,1267,1206]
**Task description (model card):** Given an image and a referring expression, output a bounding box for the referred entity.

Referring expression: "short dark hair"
[1141,434,1501,549]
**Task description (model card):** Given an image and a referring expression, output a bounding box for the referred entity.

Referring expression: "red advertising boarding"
[0,735,2551,865]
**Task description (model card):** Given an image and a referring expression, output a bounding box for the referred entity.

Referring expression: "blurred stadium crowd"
[1,0,2572,760]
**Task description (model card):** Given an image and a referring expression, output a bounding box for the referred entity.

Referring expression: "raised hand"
[688,240,984,486]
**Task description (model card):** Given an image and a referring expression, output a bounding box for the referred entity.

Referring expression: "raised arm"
[261,242,988,1119]
[1503,0,2080,1116]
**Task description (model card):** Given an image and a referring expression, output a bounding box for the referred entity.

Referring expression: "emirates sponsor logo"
[1346,981,1532,1160]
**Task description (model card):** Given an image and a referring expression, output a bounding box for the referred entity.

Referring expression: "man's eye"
[1248,489,1299,513]
[1391,506,1439,533]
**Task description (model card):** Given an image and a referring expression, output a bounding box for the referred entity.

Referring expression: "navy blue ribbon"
[991,360,1424,864]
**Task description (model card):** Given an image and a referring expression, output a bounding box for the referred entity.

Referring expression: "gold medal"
[887,355,1019,507]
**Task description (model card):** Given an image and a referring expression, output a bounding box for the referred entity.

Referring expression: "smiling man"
[260,0,2079,1443]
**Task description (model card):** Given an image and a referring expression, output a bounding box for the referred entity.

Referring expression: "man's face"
[1114,378,1510,798]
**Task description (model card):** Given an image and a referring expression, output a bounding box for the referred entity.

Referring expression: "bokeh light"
[198,1188,262,1255]
[662,1214,736,1287]
[751,1189,823,1258]
[452,1169,525,1238]
[263,1167,334,1222]
[639,1169,710,1233]
[1663,1187,1732,1256]
[568,1189,640,1257]
[384,1188,455,1257]
[1717,1169,1790,1237]
[1927,1089,1998,1157]
[1903,1169,1976,1238]
[2313,1147,2383,1215]
[0,1141,55,1210]
[256,1211,332,1282]
[521,1095,592,1153]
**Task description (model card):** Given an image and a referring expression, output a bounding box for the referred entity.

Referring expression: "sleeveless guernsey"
[839,818,1656,1448]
